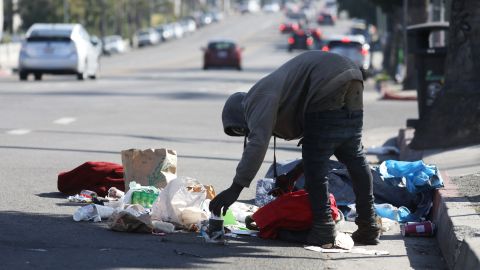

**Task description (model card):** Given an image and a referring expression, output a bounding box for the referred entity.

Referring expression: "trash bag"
[108,205,153,233]
[377,160,444,194]
[151,177,209,228]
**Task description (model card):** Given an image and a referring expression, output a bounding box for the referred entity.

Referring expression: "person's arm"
[233,93,279,187]
[209,94,278,216]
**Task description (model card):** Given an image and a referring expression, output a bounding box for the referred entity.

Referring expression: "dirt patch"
[451,173,480,214]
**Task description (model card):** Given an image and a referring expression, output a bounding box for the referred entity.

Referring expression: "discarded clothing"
[262,159,437,221]
[252,190,339,239]
[58,161,125,197]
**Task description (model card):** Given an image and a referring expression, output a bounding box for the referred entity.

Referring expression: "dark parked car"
[202,39,243,70]
[287,29,315,52]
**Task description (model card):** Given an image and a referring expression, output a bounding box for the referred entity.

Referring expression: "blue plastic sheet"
[378,160,444,194]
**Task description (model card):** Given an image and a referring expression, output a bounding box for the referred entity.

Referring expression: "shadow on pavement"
[0,89,231,101]
[0,211,323,269]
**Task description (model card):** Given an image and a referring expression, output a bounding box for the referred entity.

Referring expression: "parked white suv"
[18,23,101,81]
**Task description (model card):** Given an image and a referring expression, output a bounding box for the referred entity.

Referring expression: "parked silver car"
[136,28,161,47]
[322,35,371,71]
[102,35,127,55]
[18,23,101,81]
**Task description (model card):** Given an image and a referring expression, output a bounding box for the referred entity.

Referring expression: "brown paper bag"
[121,148,177,191]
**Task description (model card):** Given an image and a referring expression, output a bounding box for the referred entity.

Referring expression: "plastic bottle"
[374,203,400,221]
[375,203,411,222]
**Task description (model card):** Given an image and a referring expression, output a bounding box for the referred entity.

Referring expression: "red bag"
[57,161,125,197]
[252,190,339,239]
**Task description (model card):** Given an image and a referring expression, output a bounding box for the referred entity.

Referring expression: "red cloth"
[252,190,339,239]
[57,161,125,197]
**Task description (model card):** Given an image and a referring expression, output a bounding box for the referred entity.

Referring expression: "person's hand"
[209,182,244,216]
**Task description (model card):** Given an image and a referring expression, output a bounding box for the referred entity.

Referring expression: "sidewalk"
[387,78,480,269]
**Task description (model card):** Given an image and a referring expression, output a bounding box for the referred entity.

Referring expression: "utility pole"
[402,0,408,76]
[63,0,69,23]
[0,0,4,41]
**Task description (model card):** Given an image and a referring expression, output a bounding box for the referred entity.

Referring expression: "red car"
[202,39,243,70]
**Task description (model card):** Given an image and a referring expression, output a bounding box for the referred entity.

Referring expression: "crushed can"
[401,221,435,237]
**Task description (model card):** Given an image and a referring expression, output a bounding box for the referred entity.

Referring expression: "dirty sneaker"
[352,218,381,245]
[306,221,337,248]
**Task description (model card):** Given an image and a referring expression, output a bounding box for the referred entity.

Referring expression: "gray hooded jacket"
[223,51,363,187]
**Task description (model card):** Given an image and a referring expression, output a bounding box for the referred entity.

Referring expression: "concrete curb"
[398,129,480,270]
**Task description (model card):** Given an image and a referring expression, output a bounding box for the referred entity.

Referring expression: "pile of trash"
[58,148,259,245]
[57,148,445,251]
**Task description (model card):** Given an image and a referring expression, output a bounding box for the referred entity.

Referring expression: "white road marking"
[6,129,31,135]
[53,117,76,125]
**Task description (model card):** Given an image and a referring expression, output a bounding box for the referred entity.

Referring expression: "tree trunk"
[411,0,480,149]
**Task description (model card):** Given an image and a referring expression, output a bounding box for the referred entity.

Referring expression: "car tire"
[34,73,42,81]
[89,74,97,80]
[77,72,85,80]
[237,65,242,71]
[203,65,208,70]
[19,71,28,81]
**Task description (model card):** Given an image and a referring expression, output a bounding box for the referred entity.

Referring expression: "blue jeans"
[302,109,374,223]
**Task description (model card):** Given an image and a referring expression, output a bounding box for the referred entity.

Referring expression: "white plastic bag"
[151,177,208,228]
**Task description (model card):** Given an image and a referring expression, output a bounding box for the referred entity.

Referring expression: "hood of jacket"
[222,92,249,136]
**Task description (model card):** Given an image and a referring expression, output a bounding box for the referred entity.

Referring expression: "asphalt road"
[0,12,446,270]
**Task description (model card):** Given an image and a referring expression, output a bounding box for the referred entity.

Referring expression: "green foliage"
[337,0,377,24]
[368,0,403,14]
[15,0,179,38]
[338,0,404,24]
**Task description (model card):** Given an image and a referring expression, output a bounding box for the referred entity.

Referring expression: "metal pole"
[63,0,69,23]
[403,0,408,69]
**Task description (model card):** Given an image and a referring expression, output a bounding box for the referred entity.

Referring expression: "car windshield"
[27,36,71,42]
[27,29,72,42]
[208,42,235,50]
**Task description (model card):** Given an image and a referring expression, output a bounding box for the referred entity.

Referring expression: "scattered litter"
[27,248,47,252]
[73,204,115,222]
[174,249,203,258]
[107,187,124,199]
[401,221,435,237]
[334,232,354,250]
[199,218,227,244]
[305,245,389,255]
[224,233,240,238]
[152,220,175,234]
[366,146,400,155]
[67,190,98,203]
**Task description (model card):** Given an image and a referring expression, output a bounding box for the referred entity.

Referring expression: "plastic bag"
[255,178,276,207]
[123,181,160,209]
[108,204,153,233]
[378,160,444,194]
[151,177,208,228]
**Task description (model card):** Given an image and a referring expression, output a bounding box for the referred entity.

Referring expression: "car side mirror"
[90,37,99,46]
